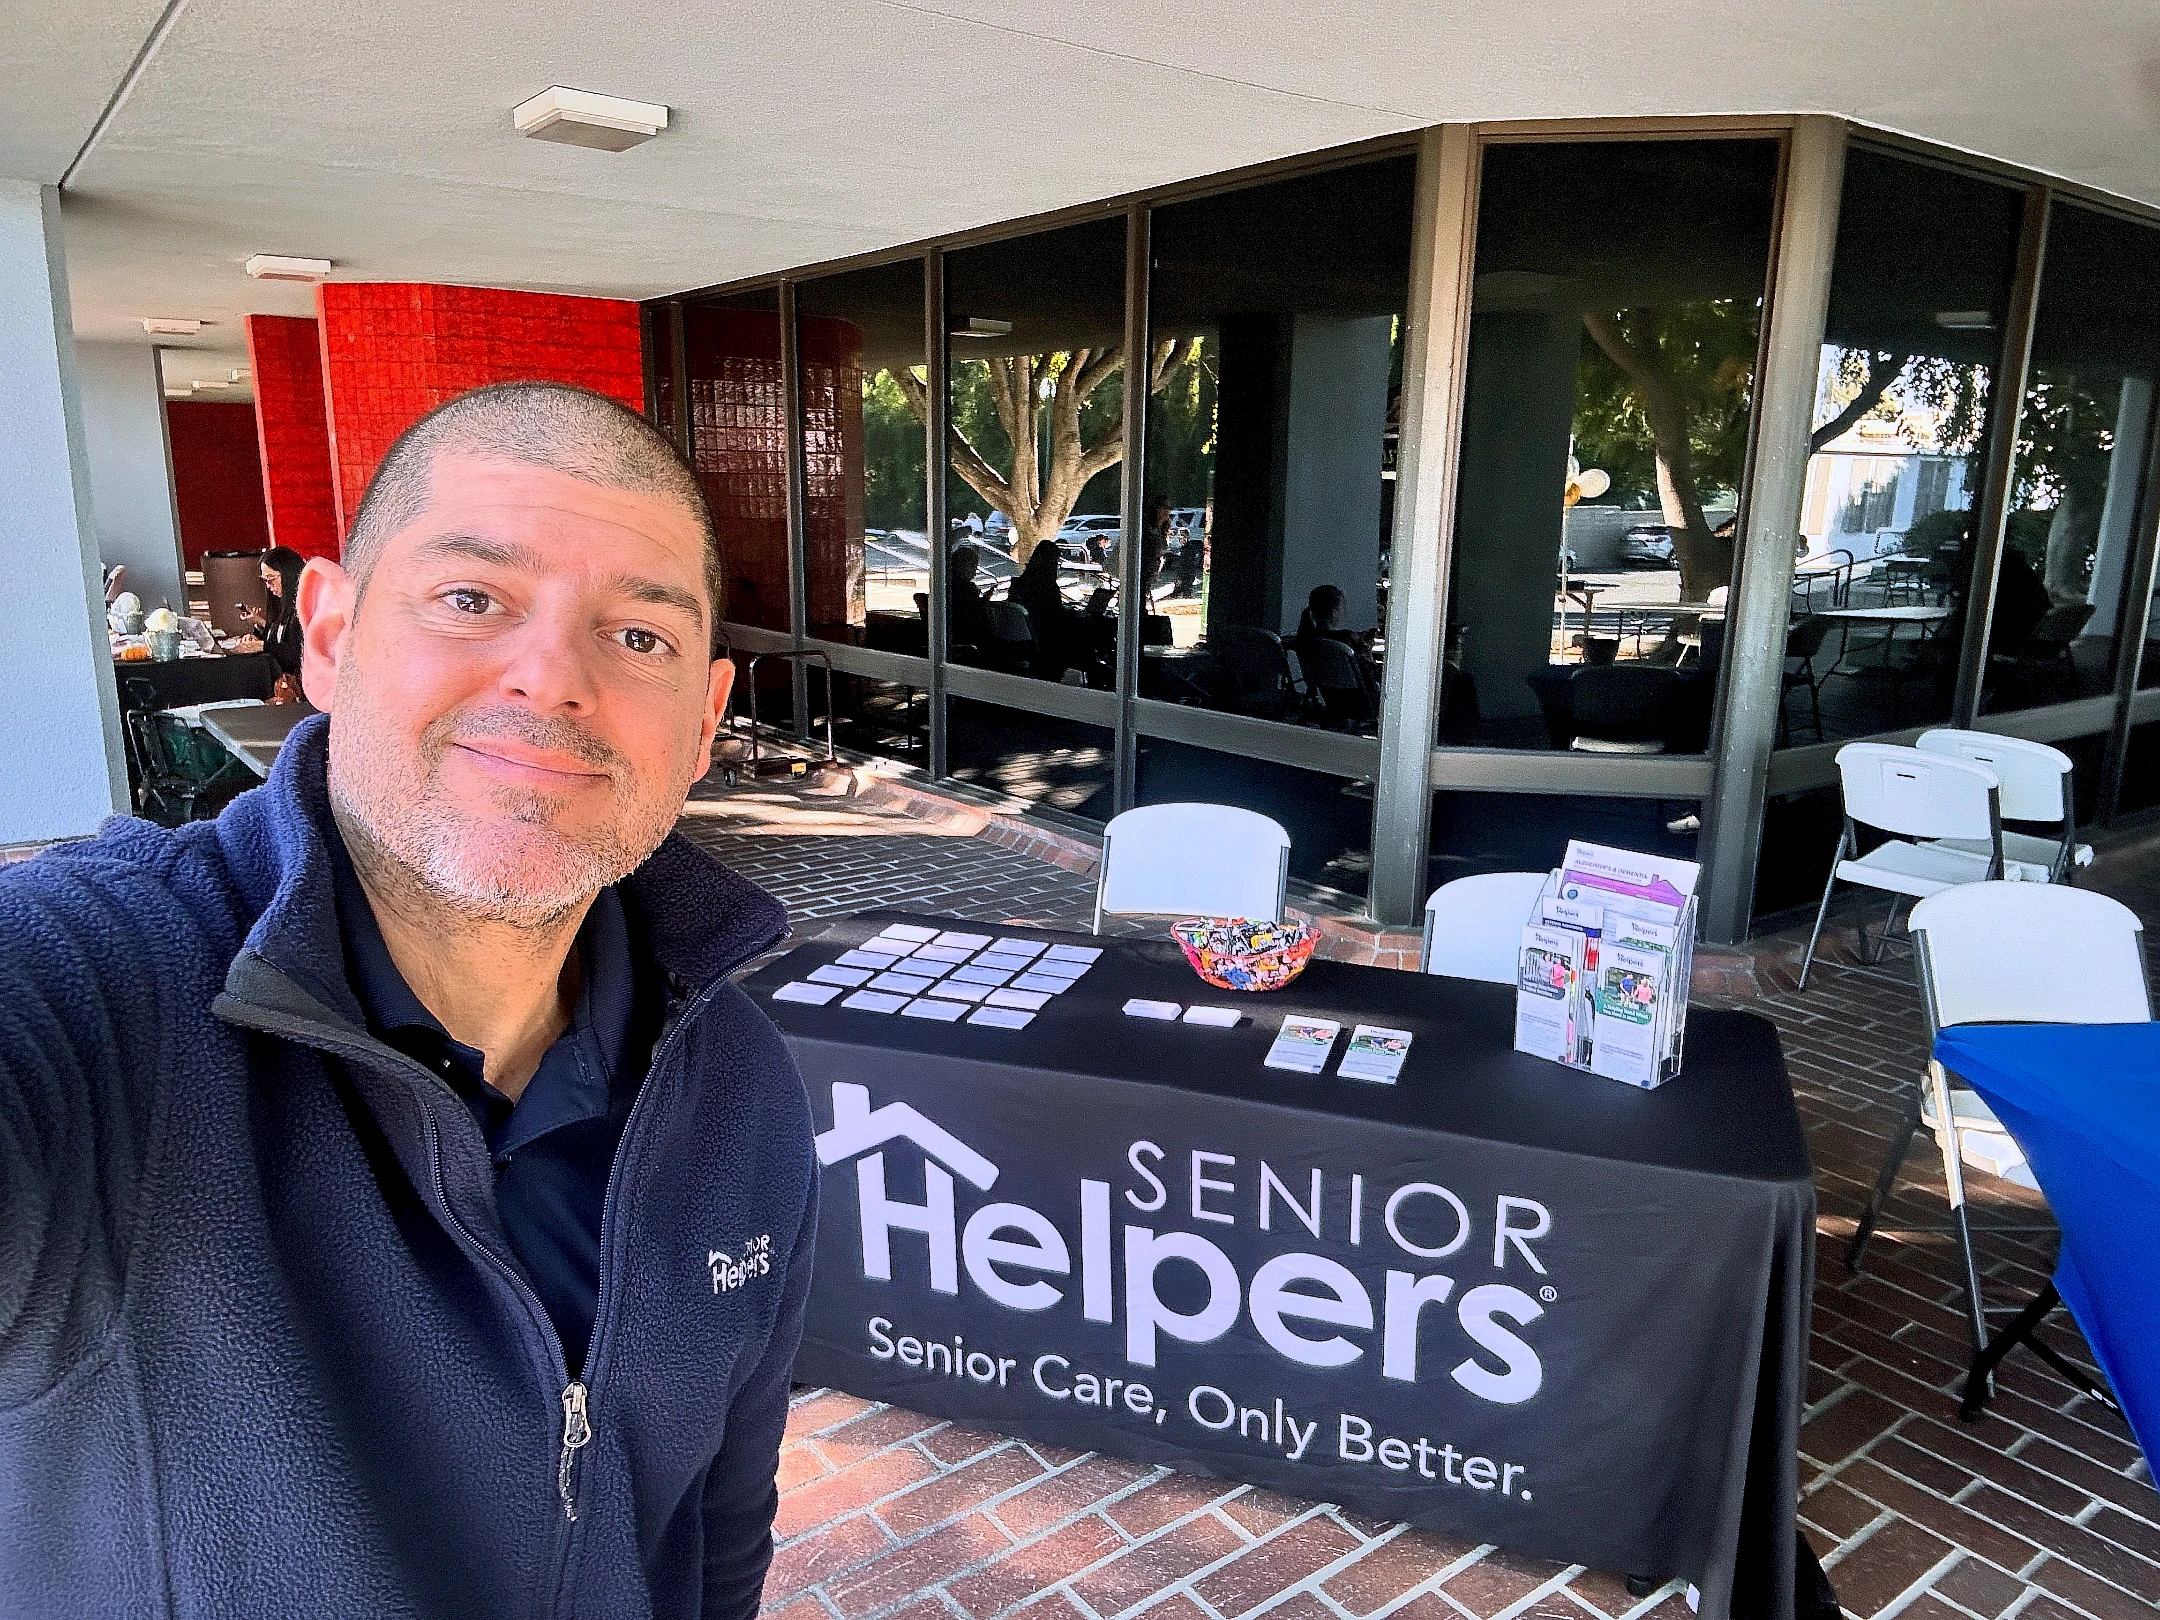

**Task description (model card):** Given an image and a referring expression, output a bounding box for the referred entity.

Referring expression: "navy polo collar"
[326,819,638,1159]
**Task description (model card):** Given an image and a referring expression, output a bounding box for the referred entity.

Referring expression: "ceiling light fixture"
[513,86,668,151]
[246,254,333,282]
[1934,311,1996,330]
[191,379,230,391]
[230,368,251,383]
[141,317,202,335]
[164,386,193,399]
[950,317,1013,340]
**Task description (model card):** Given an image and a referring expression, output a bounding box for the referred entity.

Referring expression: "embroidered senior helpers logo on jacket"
[810,1081,1553,1406]
[710,1234,774,1293]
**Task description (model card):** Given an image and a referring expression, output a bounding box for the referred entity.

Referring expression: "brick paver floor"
[675,778,2160,1620]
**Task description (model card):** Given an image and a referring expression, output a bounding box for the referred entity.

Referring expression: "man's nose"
[495,609,601,713]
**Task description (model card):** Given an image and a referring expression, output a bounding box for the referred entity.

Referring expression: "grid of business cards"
[768,923,1102,1030]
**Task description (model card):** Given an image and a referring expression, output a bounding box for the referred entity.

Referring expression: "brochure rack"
[1511,841,1700,1090]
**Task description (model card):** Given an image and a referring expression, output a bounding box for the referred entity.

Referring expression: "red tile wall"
[165,400,272,567]
[316,283,645,535]
[244,314,340,560]
[684,304,790,634]
[798,316,868,641]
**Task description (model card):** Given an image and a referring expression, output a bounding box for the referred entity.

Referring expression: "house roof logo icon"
[813,1082,1000,1191]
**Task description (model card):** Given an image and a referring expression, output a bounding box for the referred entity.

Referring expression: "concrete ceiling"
[11,0,2160,377]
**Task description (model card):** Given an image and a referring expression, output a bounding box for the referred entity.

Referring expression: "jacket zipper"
[220,952,770,1608]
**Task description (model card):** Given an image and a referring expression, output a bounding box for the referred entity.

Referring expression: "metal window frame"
[1950,187,2051,729]
[1695,118,1847,943]
[1115,205,1148,812]
[1370,124,1479,926]
[2095,399,2160,818]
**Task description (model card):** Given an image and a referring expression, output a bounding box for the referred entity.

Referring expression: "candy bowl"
[1170,917,1317,993]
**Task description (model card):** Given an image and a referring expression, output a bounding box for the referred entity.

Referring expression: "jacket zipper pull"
[558,1381,592,1521]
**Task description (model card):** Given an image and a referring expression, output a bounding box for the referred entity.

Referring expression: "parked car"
[1619,524,1676,568]
[984,510,1013,540]
[1057,512,1123,561]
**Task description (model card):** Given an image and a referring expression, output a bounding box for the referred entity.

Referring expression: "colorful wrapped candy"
[1171,917,1317,992]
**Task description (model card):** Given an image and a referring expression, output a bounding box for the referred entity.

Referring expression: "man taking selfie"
[0,383,813,1619]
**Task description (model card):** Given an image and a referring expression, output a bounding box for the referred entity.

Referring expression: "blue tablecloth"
[1934,1023,2160,1467]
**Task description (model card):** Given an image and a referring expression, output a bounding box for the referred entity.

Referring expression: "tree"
[1581,305,1759,604]
[893,340,1182,565]
[1810,350,1911,453]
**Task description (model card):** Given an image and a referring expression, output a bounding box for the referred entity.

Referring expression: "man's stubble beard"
[326,657,692,932]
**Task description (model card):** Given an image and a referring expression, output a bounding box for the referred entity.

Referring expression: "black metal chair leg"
[1846,1103,1921,1273]
[1962,1283,2060,1419]
[1962,1282,2123,1421]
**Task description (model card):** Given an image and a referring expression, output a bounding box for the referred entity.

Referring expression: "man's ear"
[295,557,357,712]
[693,655,735,779]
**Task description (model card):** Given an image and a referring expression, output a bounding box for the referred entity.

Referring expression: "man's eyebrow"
[411,534,706,627]
[606,573,708,627]
[410,532,544,571]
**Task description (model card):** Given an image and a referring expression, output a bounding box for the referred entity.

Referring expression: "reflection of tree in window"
[2011,373,2118,602]
[858,369,927,532]
[893,343,1178,565]
[1573,300,1759,606]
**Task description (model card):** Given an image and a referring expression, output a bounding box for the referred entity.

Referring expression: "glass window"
[815,672,930,770]
[1443,138,1779,753]
[1427,791,1703,901]
[685,288,790,635]
[942,219,1130,687]
[796,260,930,648]
[2000,203,2160,711]
[943,698,1115,819]
[1135,737,1375,897]
[1142,157,1415,732]
[1790,151,2023,744]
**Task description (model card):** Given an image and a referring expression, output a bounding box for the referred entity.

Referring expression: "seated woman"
[1008,543,1071,681]
[1290,585,1379,725]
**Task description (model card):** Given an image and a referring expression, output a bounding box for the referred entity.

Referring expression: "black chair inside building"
[1995,601,2095,704]
[1781,616,1833,745]
[1569,662,1681,754]
[1297,636,1377,731]
[1205,625,1306,721]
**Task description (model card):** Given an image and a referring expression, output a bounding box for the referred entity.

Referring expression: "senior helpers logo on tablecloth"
[809,1081,1559,1503]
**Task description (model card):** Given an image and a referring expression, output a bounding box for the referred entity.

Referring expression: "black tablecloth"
[112,652,274,711]
[749,912,1812,1620]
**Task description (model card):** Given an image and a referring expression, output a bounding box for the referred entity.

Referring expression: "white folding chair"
[1798,743,2007,990]
[1420,872,1549,983]
[1847,883,2151,1357]
[1093,804,1291,933]
[1915,729,2092,886]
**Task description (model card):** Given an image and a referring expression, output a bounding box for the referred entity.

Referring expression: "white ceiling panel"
[14,0,2160,373]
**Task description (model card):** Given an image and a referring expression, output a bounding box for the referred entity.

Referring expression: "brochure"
[1264,1017,1341,1074]
[1513,923,1587,1066]
[1590,944,1668,1088]
[1338,1025,1413,1083]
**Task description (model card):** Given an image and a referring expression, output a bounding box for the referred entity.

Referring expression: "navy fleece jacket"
[0,716,815,1620]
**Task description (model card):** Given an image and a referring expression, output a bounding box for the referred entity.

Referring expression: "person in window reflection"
[1170,504,1207,598]
[1011,542,1077,682]
[1139,497,1173,602]
[948,544,996,653]
[1292,585,1380,727]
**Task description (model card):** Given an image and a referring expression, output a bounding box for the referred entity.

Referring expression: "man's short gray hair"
[343,382,721,637]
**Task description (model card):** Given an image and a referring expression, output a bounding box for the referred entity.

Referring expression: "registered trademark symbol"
[1539,1286,1558,1304]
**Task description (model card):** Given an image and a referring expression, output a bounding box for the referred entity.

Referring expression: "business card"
[841,990,909,1014]
[900,998,967,1022]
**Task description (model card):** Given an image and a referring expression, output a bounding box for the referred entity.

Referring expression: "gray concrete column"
[76,340,188,614]
[0,182,128,846]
